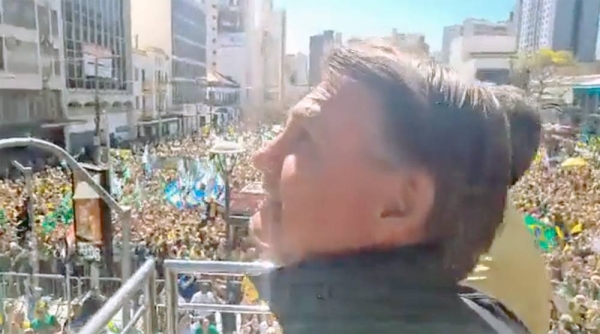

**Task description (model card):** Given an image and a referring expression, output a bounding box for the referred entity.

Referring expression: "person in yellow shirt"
[466,86,551,334]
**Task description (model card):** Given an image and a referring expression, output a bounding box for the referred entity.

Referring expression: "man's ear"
[377,169,435,244]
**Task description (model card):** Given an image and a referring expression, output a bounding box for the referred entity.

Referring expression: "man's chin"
[250,202,283,261]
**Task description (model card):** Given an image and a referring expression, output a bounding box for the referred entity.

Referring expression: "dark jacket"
[253,245,530,334]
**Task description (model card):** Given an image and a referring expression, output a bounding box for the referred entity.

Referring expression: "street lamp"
[209,140,245,256]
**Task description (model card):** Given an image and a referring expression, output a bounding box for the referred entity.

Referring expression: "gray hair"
[324,41,519,279]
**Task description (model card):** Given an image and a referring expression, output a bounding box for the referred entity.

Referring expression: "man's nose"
[252,140,281,173]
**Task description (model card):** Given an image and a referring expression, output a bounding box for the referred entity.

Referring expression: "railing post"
[144,266,157,334]
[121,207,133,328]
[165,269,178,334]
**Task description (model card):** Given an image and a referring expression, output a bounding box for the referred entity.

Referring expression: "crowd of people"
[0,120,597,333]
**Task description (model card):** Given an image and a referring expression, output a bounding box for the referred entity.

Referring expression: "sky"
[273,0,516,54]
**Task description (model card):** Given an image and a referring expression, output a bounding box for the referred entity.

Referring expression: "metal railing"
[78,259,157,334]
[0,137,135,324]
[163,259,276,333]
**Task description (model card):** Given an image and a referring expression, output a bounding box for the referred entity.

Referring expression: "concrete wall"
[449,35,516,83]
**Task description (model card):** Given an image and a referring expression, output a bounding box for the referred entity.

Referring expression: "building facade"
[308,30,337,88]
[62,0,134,153]
[441,25,463,64]
[283,52,309,106]
[449,35,516,84]
[132,47,173,139]
[0,0,66,143]
[390,30,430,55]
[441,19,513,64]
[518,0,600,62]
[171,0,207,106]
[263,9,286,102]
[213,0,256,107]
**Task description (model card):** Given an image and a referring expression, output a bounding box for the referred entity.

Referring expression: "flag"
[524,215,558,251]
[570,223,583,235]
[241,276,259,303]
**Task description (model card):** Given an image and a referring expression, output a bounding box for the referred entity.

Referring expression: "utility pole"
[12,161,39,288]
[93,57,102,165]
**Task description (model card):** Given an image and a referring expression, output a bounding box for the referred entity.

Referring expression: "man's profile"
[249,41,540,333]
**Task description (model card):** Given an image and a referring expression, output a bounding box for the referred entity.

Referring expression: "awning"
[40,118,87,128]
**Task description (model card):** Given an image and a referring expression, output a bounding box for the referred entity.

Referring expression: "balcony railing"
[78,259,157,334]
[81,259,276,333]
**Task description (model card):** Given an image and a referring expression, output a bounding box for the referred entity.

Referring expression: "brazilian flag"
[524,215,559,251]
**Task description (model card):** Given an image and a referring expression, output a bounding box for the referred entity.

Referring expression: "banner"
[82,44,113,78]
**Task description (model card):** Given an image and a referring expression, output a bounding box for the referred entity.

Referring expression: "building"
[263,8,286,102]
[441,25,463,63]
[510,0,522,37]
[0,0,71,174]
[131,0,207,106]
[0,0,67,144]
[283,53,309,105]
[213,0,258,108]
[204,69,241,128]
[347,30,429,57]
[63,0,134,153]
[205,0,218,72]
[390,30,430,55]
[518,0,600,62]
[285,53,308,87]
[309,30,338,87]
[441,19,512,64]
[132,48,178,141]
[171,0,207,106]
[449,35,516,84]
[131,0,208,136]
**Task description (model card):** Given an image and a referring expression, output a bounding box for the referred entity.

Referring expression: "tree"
[509,48,575,98]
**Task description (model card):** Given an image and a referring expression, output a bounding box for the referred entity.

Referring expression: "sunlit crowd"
[0,121,598,332]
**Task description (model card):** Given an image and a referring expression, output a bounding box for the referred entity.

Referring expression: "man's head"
[252,42,538,279]
[488,85,541,186]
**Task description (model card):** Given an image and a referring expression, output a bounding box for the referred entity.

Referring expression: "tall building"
[348,30,430,57]
[441,19,512,64]
[213,0,256,107]
[131,0,207,107]
[0,0,67,170]
[390,30,430,55]
[285,53,308,87]
[518,0,600,62]
[263,9,286,102]
[309,30,337,87]
[283,53,309,105]
[171,0,207,105]
[441,25,463,63]
[62,0,133,153]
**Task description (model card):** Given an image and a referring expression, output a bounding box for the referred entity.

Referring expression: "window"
[4,0,36,29]
[51,10,59,38]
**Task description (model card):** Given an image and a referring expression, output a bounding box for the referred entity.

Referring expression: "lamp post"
[209,140,245,257]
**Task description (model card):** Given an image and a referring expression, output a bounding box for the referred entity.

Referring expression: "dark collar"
[253,244,461,320]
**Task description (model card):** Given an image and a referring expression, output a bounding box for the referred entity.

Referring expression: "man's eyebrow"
[288,97,320,119]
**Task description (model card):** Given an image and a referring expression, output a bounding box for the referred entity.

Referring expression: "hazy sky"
[273,0,516,54]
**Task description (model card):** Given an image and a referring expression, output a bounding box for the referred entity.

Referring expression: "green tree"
[510,48,576,98]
